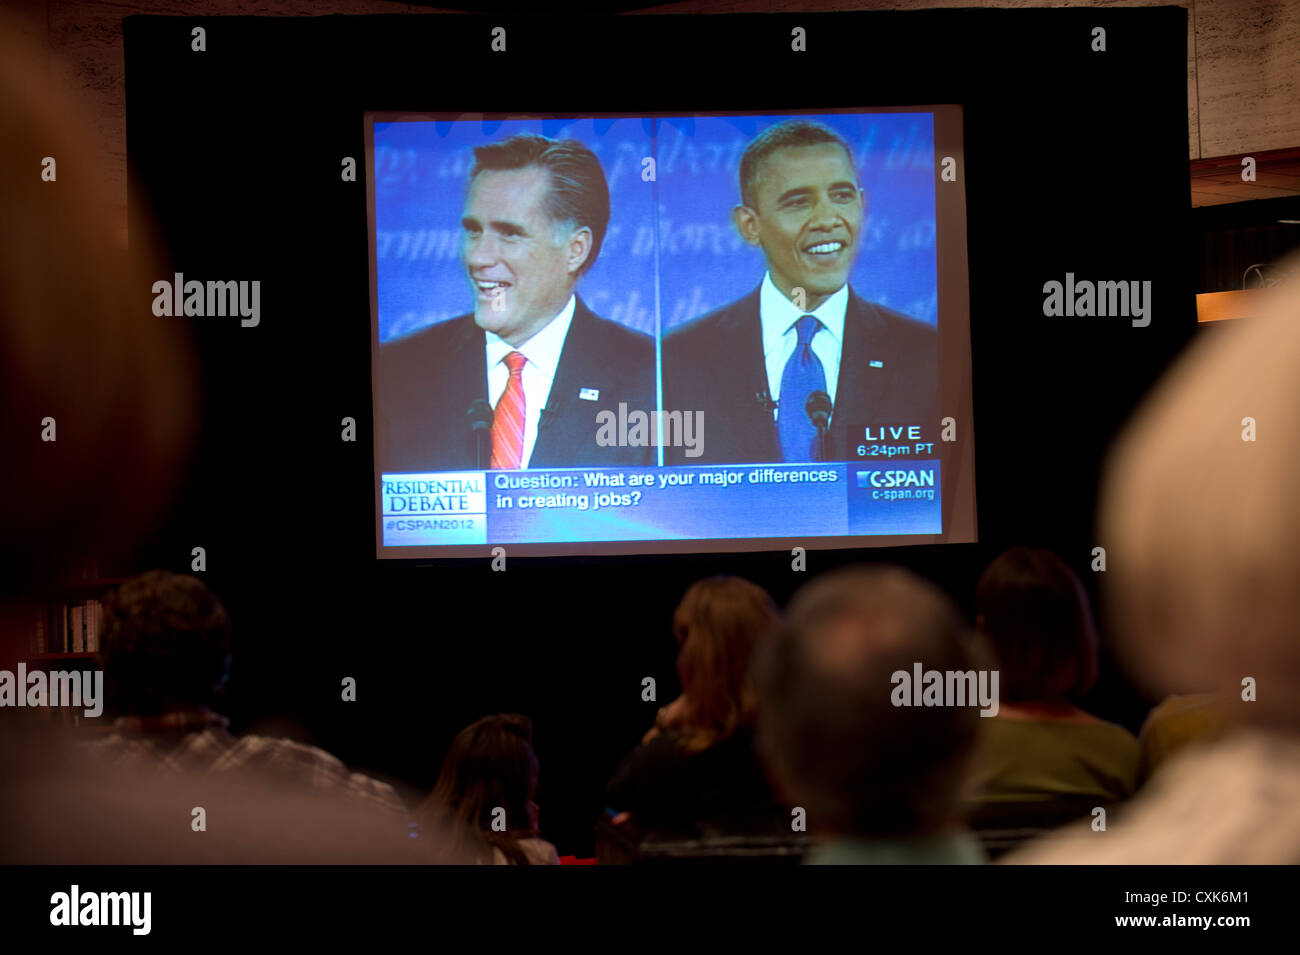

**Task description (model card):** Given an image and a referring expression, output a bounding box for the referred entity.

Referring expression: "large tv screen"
[367,108,976,557]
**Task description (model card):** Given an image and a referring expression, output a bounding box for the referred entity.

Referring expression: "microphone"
[805,390,832,431]
[755,390,777,418]
[805,390,832,461]
[467,399,493,469]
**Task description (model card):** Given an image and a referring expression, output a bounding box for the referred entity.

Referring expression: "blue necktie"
[778,314,827,462]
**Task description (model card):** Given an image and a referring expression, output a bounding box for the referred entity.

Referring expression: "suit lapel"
[532,298,593,464]
[831,289,884,456]
[446,315,489,407]
[441,316,488,468]
[726,289,780,461]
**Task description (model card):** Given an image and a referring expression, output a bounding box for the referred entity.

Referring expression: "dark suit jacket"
[377,298,655,471]
[662,286,939,465]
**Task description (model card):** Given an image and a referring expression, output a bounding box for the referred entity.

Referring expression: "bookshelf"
[1,558,125,730]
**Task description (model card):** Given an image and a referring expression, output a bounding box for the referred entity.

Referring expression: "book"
[71,604,84,653]
[88,600,102,653]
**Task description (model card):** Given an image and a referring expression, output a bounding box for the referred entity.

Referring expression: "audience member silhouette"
[417,713,559,865]
[606,576,787,840]
[969,547,1138,808]
[1009,254,1300,864]
[753,566,987,864]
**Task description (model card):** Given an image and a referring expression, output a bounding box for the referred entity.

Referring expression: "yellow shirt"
[1137,693,1234,784]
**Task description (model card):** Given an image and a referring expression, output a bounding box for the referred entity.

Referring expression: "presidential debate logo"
[381,474,487,546]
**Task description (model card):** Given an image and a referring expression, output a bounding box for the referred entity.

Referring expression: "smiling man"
[378,134,653,471]
[663,119,938,465]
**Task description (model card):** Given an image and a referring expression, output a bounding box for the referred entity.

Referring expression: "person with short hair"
[378,133,654,471]
[969,547,1139,806]
[753,565,986,864]
[663,118,938,465]
[88,570,403,815]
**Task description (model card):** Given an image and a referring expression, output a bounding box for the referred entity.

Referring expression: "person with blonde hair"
[605,576,785,837]
[1008,255,1300,864]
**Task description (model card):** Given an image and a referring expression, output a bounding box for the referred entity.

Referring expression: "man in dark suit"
[377,134,654,471]
[663,119,938,465]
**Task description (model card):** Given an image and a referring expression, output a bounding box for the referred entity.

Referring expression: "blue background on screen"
[373,113,936,344]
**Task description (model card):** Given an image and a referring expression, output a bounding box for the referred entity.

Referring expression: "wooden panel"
[1196,287,1267,321]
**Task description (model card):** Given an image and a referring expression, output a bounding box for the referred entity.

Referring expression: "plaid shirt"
[85,708,404,815]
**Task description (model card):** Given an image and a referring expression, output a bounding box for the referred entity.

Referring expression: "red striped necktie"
[490,350,527,469]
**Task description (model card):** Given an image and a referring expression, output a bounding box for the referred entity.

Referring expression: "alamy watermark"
[50,885,151,935]
[595,403,703,458]
[890,662,999,717]
[151,273,260,327]
[0,665,103,717]
[1042,273,1150,327]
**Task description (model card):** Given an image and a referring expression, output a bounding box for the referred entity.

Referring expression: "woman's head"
[975,547,1099,704]
[672,576,779,751]
[421,714,540,863]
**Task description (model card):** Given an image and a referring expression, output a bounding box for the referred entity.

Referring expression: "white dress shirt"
[759,272,848,423]
[484,294,576,469]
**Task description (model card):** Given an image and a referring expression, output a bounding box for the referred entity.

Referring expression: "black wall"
[124,9,1197,854]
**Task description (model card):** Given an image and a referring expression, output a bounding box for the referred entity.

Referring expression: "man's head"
[461,134,610,347]
[101,571,232,716]
[754,565,983,839]
[734,120,864,312]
